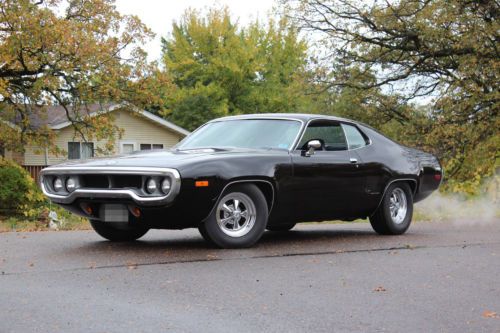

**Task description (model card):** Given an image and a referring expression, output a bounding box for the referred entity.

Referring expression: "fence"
[23,165,47,185]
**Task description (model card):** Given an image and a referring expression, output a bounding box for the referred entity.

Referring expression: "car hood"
[46,148,288,170]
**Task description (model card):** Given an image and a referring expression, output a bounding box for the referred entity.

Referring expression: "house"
[1,103,189,181]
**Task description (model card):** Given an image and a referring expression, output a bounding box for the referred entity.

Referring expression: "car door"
[290,120,367,220]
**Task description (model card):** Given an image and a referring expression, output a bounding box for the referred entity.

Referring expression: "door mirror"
[305,139,322,156]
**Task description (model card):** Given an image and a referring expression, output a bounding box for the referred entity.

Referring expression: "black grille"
[81,175,109,188]
[112,175,142,189]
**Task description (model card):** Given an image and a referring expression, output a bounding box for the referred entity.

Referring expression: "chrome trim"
[293,118,373,151]
[370,178,418,217]
[40,166,181,206]
[203,179,275,222]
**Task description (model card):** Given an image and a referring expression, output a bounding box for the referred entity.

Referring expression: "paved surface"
[1,220,499,333]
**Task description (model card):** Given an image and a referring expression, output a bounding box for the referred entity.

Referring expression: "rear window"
[341,124,368,149]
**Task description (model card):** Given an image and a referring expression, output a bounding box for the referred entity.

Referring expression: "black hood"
[48,148,289,170]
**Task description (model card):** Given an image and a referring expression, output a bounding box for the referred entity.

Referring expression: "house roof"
[2,103,190,136]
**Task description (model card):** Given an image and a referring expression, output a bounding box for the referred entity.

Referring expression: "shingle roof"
[1,103,190,136]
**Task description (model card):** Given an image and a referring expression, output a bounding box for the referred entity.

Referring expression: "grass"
[0,214,90,233]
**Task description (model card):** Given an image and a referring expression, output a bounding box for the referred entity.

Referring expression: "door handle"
[350,157,358,164]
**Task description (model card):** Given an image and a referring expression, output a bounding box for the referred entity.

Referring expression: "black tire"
[89,220,149,242]
[266,223,296,232]
[200,184,268,248]
[198,223,215,246]
[369,182,413,235]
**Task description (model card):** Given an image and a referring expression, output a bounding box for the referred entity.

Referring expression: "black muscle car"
[40,114,442,248]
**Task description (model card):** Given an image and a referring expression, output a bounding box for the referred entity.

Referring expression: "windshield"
[177,119,302,150]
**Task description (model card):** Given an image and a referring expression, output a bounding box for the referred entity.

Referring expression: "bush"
[0,158,45,217]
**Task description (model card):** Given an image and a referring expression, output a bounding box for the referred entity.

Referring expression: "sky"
[114,0,277,61]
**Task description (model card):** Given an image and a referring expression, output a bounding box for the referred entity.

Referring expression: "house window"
[121,143,135,154]
[140,144,163,150]
[68,142,94,160]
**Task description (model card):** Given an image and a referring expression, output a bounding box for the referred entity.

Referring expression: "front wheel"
[369,182,413,235]
[199,184,268,248]
[89,220,149,242]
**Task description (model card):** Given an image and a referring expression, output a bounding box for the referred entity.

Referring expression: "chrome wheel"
[216,192,257,238]
[389,188,407,225]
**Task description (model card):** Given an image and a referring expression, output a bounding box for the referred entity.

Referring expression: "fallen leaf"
[28,262,34,267]
[482,311,498,319]
[206,254,217,260]
[374,286,386,292]
[88,262,96,269]
[126,261,137,270]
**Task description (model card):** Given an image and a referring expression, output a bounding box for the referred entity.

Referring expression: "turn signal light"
[128,206,141,218]
[195,180,209,187]
[80,203,93,215]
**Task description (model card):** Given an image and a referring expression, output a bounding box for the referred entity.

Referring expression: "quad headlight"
[53,177,64,192]
[161,178,171,194]
[66,177,78,192]
[146,178,157,194]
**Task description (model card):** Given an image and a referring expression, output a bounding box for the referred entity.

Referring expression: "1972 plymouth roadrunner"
[40,114,442,248]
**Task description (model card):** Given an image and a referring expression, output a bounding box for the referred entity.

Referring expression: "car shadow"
[67,226,386,261]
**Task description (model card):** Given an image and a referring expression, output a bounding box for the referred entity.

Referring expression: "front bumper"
[40,166,181,206]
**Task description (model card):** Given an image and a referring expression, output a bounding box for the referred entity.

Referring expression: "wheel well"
[222,180,275,213]
[393,179,418,196]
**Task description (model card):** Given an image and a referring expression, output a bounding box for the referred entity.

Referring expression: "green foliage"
[160,7,316,131]
[0,0,154,153]
[283,0,499,194]
[0,158,45,217]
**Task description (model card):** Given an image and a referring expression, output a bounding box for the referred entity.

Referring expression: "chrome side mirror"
[305,140,322,157]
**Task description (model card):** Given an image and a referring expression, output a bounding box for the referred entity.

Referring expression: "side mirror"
[305,140,322,157]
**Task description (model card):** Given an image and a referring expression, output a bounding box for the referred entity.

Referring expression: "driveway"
[1,221,499,332]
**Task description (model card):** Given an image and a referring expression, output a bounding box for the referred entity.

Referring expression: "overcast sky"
[115,0,277,61]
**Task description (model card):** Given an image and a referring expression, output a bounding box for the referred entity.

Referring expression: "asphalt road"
[1,220,499,333]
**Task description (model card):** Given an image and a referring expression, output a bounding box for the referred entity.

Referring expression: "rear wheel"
[369,182,413,235]
[89,220,149,242]
[199,184,268,248]
[266,223,296,232]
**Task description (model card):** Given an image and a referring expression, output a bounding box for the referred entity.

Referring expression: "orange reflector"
[81,204,93,215]
[195,180,209,187]
[129,206,141,218]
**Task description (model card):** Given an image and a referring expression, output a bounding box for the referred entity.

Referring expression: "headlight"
[66,177,78,192]
[53,178,63,192]
[146,178,157,194]
[161,178,171,194]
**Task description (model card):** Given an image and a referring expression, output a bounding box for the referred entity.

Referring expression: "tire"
[200,184,268,248]
[266,223,296,232]
[369,182,413,235]
[89,219,149,242]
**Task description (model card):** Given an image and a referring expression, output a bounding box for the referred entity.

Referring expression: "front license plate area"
[102,204,129,222]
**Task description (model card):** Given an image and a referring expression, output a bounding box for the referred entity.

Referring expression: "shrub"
[0,158,45,217]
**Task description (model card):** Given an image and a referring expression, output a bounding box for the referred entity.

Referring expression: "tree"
[160,7,318,131]
[0,0,155,154]
[283,0,499,192]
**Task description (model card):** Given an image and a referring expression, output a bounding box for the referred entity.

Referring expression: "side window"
[298,121,347,151]
[341,124,367,149]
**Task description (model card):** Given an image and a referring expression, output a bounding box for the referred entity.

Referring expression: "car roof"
[210,113,356,124]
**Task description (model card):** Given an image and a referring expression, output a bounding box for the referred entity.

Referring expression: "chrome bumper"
[40,166,181,206]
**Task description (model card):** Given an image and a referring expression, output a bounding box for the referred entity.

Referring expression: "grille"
[112,175,142,189]
[81,175,109,188]
[80,174,143,189]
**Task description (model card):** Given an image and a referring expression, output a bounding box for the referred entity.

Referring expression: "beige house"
[2,103,189,170]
